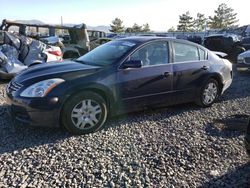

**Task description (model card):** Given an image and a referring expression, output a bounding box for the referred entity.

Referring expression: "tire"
[196,78,219,107]
[61,91,108,134]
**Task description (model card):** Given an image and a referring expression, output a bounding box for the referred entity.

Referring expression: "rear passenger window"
[173,42,199,62]
[199,48,207,60]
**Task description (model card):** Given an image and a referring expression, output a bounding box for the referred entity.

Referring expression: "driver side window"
[130,42,169,66]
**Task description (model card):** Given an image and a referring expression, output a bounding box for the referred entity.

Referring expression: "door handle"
[201,66,209,70]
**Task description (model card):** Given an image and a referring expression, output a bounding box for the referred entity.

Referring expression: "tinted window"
[131,42,169,66]
[173,42,199,62]
[199,48,207,60]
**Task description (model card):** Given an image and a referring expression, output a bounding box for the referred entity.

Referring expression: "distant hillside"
[87,25,111,33]
[8,19,111,33]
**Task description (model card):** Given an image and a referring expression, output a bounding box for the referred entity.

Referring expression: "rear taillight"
[48,51,62,57]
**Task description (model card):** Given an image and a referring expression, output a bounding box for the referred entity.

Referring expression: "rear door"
[117,41,173,111]
[171,41,210,102]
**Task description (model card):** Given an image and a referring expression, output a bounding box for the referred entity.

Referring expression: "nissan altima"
[6,37,233,134]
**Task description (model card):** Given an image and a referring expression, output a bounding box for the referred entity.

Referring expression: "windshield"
[77,40,136,66]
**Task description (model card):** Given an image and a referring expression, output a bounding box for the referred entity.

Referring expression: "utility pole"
[61,16,64,35]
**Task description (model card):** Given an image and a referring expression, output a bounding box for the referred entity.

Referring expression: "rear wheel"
[61,91,108,134]
[196,79,219,107]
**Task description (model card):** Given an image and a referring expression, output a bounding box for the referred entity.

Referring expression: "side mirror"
[121,60,142,69]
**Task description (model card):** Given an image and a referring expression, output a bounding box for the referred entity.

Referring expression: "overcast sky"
[0,0,248,31]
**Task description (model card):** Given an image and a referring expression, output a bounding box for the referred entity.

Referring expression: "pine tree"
[125,27,133,33]
[177,11,194,31]
[168,27,176,32]
[141,23,150,32]
[131,23,142,33]
[193,13,207,31]
[110,18,125,33]
[209,3,238,29]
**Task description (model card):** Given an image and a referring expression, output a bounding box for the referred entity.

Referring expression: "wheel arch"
[59,84,115,125]
[197,73,224,95]
[209,73,224,95]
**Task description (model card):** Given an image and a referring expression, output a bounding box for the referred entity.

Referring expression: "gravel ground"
[0,69,250,187]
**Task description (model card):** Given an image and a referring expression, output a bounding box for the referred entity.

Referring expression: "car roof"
[116,36,202,47]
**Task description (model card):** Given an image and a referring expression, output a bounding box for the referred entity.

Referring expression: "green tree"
[141,23,150,32]
[131,23,142,33]
[193,13,207,31]
[177,11,194,31]
[125,27,133,33]
[209,3,238,29]
[168,26,176,32]
[110,18,125,33]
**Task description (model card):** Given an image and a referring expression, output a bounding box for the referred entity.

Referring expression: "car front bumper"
[236,63,250,71]
[6,94,62,127]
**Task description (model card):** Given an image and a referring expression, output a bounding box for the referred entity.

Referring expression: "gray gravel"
[0,69,250,187]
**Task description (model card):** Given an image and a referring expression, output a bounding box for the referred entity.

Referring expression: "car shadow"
[102,102,201,130]
[201,162,250,187]
[0,104,71,154]
[205,114,249,138]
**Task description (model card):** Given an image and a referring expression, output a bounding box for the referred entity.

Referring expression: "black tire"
[196,78,220,107]
[61,91,108,135]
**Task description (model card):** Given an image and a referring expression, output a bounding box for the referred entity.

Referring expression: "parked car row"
[0,19,111,59]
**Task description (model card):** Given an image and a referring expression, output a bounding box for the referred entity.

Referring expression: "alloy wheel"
[202,82,218,105]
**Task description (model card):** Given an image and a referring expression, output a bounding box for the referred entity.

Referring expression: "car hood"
[14,60,101,83]
[238,50,250,58]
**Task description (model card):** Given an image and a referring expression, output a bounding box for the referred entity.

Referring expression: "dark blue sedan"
[6,37,233,134]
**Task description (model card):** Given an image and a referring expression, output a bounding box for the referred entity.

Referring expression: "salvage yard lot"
[0,69,249,187]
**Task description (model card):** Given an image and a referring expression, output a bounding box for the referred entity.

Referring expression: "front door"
[116,41,173,111]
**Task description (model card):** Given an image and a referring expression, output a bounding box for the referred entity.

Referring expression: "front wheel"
[196,79,219,107]
[61,91,108,134]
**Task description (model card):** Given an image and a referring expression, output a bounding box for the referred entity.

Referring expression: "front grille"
[244,57,250,64]
[7,81,22,93]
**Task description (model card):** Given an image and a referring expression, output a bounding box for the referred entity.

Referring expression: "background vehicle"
[6,37,233,134]
[237,50,250,71]
[204,34,245,63]
[0,31,62,79]
[0,19,111,59]
[89,38,112,49]
[241,37,250,50]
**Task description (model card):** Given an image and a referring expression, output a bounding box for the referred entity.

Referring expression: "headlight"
[237,56,245,64]
[20,78,65,97]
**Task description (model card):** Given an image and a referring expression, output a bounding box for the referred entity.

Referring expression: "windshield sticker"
[122,42,136,47]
